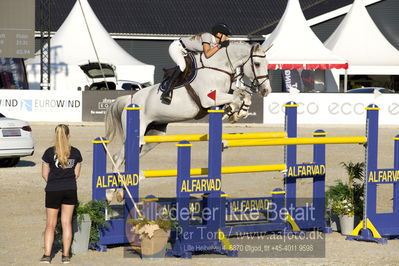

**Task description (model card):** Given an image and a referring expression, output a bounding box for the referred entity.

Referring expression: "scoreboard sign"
[0,0,35,58]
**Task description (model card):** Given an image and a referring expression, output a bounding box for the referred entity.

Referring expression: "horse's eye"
[254,62,260,67]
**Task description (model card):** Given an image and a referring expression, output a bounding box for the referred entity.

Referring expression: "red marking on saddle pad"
[207,90,216,101]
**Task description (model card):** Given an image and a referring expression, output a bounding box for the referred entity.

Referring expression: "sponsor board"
[239,95,264,123]
[82,91,133,122]
[263,93,399,125]
[0,90,82,122]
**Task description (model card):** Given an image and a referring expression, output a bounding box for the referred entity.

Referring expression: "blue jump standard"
[346,105,399,244]
[91,102,399,255]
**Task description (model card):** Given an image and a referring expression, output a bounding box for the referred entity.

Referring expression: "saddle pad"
[159,53,198,92]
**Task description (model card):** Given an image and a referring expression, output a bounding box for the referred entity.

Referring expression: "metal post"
[92,137,107,201]
[313,129,329,232]
[40,0,51,90]
[394,135,399,214]
[364,104,379,232]
[173,141,193,258]
[207,107,224,246]
[125,104,141,203]
[284,102,298,210]
[208,107,223,181]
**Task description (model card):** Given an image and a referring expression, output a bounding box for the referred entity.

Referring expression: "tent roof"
[27,0,151,67]
[262,0,348,70]
[324,0,399,66]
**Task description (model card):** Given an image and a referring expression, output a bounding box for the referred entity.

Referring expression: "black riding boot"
[161,67,181,105]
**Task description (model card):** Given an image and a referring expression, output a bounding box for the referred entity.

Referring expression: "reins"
[197,53,236,81]
[195,44,270,93]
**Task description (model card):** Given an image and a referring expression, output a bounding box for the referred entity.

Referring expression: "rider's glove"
[220,40,230,48]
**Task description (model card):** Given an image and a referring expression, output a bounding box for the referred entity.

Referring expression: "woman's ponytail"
[54,124,71,168]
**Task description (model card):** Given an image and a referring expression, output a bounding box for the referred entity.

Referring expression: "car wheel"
[0,158,8,167]
[0,157,20,167]
[9,157,20,167]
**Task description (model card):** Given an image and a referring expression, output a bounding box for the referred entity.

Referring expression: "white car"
[0,113,34,167]
[79,62,151,91]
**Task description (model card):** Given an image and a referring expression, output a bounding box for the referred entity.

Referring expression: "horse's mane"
[229,41,251,48]
[229,41,261,52]
[201,41,262,65]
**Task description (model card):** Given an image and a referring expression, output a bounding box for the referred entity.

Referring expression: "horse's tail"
[105,96,127,143]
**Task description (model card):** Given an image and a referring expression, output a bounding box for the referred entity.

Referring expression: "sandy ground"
[1,121,399,265]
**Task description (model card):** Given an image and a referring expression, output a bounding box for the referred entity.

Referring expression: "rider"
[161,23,231,105]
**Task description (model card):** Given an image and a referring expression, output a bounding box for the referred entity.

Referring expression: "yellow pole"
[225,136,367,147]
[221,164,286,174]
[143,164,286,178]
[143,132,287,143]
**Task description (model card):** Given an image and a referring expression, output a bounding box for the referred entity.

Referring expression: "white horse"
[105,42,272,170]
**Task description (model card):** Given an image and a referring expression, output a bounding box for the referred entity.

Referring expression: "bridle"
[196,45,269,94]
[237,46,270,94]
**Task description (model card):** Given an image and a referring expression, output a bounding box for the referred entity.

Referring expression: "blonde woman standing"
[40,124,82,264]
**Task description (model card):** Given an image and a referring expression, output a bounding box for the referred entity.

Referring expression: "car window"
[0,113,5,118]
[122,83,140,91]
[90,82,116,90]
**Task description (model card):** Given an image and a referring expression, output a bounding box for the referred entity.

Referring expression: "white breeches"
[169,40,188,72]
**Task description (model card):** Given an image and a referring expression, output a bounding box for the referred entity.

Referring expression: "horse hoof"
[116,189,124,202]
[238,110,249,120]
[228,113,239,123]
[105,190,114,204]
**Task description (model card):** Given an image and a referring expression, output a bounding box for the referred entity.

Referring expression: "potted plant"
[326,162,364,235]
[331,192,355,235]
[128,216,175,260]
[55,200,109,254]
[73,200,110,253]
[71,208,91,255]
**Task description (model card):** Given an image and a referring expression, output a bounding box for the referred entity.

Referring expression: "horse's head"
[241,43,272,97]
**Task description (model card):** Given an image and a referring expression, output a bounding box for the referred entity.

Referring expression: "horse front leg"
[213,90,247,123]
[200,92,241,121]
[232,89,252,122]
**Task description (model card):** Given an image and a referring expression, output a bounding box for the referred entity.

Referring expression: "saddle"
[158,53,208,119]
[159,53,197,92]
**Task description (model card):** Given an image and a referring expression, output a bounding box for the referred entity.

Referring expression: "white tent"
[325,0,399,77]
[26,0,154,91]
[262,0,348,70]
